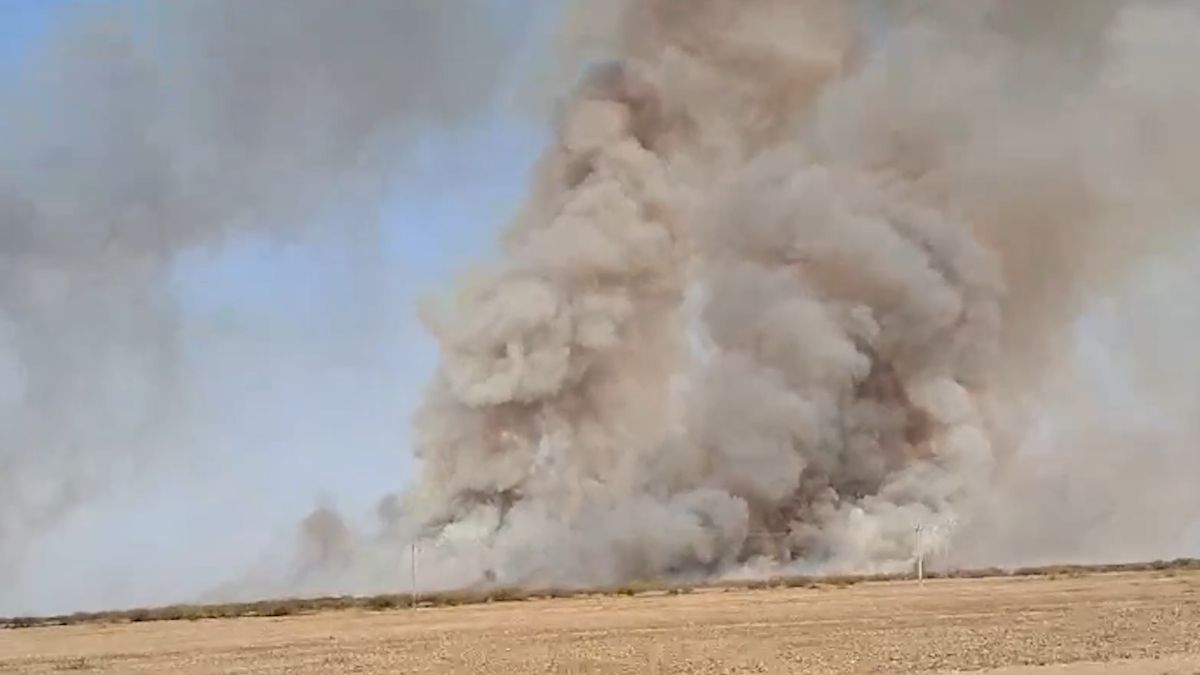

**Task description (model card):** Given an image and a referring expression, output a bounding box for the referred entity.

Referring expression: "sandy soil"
[3,570,1199,674]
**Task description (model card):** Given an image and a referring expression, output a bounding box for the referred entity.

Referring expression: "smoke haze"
[0,0,535,612]
[3,0,1199,613]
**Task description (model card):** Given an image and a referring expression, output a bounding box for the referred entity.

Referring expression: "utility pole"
[914,524,924,583]
[411,540,418,610]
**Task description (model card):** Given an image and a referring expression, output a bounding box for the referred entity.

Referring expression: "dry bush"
[779,575,817,588]
[945,567,1007,579]
[364,594,411,611]
[484,587,532,603]
[5,558,1200,630]
[602,579,672,597]
[530,587,577,600]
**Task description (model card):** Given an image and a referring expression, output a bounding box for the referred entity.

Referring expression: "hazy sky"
[0,0,551,614]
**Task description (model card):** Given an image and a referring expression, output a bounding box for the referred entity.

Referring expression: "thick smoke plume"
[0,0,521,601]
[368,0,1200,593]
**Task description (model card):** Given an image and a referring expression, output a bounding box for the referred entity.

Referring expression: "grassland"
[3,558,1198,630]
[2,562,1200,674]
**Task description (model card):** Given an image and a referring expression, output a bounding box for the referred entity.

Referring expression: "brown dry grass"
[2,567,1199,674]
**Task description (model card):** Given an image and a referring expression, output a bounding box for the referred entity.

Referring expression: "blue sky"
[0,0,65,71]
[0,0,549,613]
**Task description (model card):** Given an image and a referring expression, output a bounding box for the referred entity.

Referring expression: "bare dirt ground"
[3,570,1199,674]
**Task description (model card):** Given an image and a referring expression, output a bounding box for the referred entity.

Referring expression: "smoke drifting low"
[355,0,1199,594]
[0,0,524,606]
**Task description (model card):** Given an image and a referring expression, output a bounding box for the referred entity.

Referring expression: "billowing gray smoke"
[0,0,523,594]
[376,0,1200,593]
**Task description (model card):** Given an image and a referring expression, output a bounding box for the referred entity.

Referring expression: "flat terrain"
[3,570,1199,674]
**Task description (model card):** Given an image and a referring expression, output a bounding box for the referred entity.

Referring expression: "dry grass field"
[3,569,1199,674]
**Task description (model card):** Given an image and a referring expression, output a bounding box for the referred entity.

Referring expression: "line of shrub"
[5,558,1196,630]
